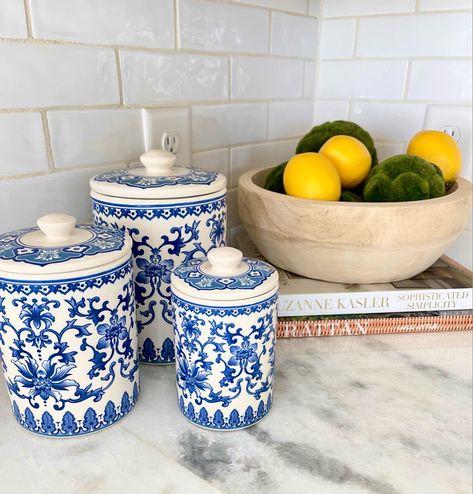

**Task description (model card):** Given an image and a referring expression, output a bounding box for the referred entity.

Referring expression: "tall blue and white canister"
[0,214,139,437]
[171,247,279,430]
[90,150,227,365]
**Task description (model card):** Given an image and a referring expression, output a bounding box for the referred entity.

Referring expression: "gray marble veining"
[0,331,471,494]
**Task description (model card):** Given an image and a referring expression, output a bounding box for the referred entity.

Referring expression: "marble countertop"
[0,331,471,494]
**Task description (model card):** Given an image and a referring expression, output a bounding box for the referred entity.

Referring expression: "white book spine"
[278,288,473,317]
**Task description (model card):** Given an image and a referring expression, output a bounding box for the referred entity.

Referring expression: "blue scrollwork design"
[173,257,275,291]
[0,224,125,267]
[93,167,219,189]
[92,196,227,365]
[0,260,139,436]
[172,294,276,429]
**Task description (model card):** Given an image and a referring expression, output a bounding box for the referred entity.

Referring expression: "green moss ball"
[363,154,446,202]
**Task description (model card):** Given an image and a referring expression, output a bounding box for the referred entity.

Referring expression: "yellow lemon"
[283,152,341,201]
[407,130,461,182]
[319,135,372,189]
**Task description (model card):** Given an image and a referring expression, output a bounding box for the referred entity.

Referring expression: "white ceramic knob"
[37,214,76,241]
[207,247,244,276]
[140,149,176,175]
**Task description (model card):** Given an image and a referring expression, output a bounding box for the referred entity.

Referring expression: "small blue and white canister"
[0,214,139,437]
[91,150,227,365]
[171,247,278,430]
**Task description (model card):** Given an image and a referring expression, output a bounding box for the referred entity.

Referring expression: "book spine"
[278,288,473,317]
[276,314,473,338]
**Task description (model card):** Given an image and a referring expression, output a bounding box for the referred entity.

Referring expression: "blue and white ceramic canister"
[0,214,139,437]
[171,247,278,430]
[91,150,227,365]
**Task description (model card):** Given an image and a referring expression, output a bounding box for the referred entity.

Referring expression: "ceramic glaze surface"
[0,224,124,267]
[0,259,139,437]
[93,167,219,189]
[92,193,227,364]
[171,291,277,430]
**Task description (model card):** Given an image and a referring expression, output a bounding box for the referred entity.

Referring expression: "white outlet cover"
[424,105,472,182]
[142,108,191,165]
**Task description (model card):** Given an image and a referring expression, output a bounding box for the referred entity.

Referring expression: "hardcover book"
[236,229,472,337]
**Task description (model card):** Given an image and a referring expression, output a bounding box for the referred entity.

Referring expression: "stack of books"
[237,230,472,338]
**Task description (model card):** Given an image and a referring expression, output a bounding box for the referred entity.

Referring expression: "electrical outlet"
[440,125,461,142]
[162,132,180,154]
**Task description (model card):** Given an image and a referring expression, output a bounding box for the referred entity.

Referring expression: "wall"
[315,0,473,268]
[0,0,318,234]
[1,0,472,269]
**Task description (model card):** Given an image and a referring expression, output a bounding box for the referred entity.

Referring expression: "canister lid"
[0,214,131,276]
[171,247,279,301]
[90,149,227,200]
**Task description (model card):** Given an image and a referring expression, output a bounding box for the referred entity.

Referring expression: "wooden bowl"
[238,167,472,283]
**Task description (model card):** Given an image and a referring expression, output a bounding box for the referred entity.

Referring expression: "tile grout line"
[114,49,125,106]
[22,0,33,39]
[40,112,56,173]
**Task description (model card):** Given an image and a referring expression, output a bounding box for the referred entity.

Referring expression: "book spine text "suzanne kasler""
[278,288,472,317]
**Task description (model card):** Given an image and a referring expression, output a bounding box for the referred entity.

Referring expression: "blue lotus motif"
[19,298,55,330]
[228,340,259,367]
[136,251,174,285]
[14,357,78,402]
[177,357,212,397]
[97,312,128,350]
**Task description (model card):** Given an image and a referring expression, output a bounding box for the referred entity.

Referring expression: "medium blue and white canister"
[171,247,278,430]
[0,214,139,437]
[90,150,227,365]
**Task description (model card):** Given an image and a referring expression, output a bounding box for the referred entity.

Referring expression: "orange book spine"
[276,314,473,338]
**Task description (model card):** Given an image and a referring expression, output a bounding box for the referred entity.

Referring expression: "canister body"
[92,191,227,364]
[171,288,277,430]
[0,257,139,437]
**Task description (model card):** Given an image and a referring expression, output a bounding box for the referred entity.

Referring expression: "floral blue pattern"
[0,224,124,266]
[172,293,277,430]
[92,195,227,365]
[93,167,219,189]
[0,259,139,436]
[11,383,139,436]
[173,257,276,291]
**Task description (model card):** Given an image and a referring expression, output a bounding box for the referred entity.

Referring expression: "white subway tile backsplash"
[0,113,49,177]
[446,229,472,271]
[0,166,114,232]
[304,61,316,98]
[142,107,191,164]
[323,0,416,17]
[408,60,472,102]
[313,100,349,123]
[192,148,229,177]
[357,13,472,58]
[29,0,174,48]
[268,100,313,140]
[179,0,269,54]
[0,0,27,38]
[226,188,239,229]
[232,0,307,15]
[232,56,304,99]
[0,44,119,108]
[121,51,228,104]
[48,110,144,168]
[350,102,427,141]
[230,138,297,187]
[375,142,406,162]
[320,19,356,60]
[308,0,320,17]
[419,0,473,11]
[192,103,267,151]
[271,13,317,59]
[424,105,473,182]
[317,60,408,100]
